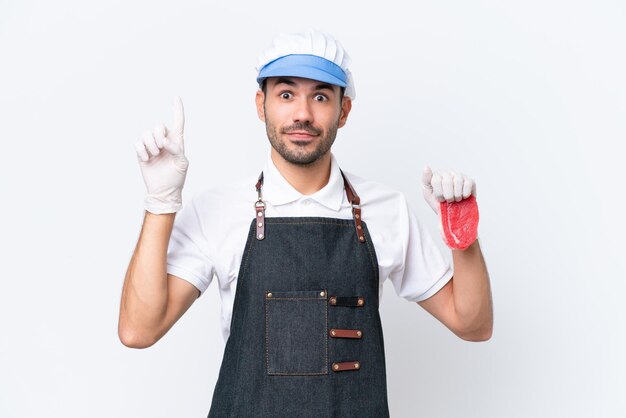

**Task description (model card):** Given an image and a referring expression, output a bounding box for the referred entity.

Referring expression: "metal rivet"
[258,234,264,239]
[354,362,360,369]
[358,298,364,305]
[257,222,263,227]
[357,225,362,230]
[333,364,339,370]
[355,214,360,219]
[320,291,325,297]
[357,331,362,337]
[331,330,336,336]
[359,236,365,242]
[330,297,336,305]
[267,292,272,298]
[257,211,263,217]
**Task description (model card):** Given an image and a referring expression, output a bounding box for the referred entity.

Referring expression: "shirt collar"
[261,152,345,211]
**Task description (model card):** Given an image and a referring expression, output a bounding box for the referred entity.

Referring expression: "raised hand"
[135,97,189,214]
[421,166,476,215]
[422,166,479,250]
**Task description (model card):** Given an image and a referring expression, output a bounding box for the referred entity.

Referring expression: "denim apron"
[207,170,390,417]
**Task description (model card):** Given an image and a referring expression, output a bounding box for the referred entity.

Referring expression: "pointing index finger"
[172,96,185,139]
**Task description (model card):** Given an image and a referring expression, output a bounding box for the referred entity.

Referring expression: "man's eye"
[280,92,292,99]
[314,94,327,102]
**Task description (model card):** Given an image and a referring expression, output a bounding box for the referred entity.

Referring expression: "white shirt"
[166,153,454,342]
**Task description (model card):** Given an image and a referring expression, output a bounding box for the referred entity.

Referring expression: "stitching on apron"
[268,372,328,376]
[267,221,353,226]
[363,230,379,278]
[240,226,256,283]
[324,292,328,373]
[265,292,328,376]
[265,295,269,374]
[229,220,257,416]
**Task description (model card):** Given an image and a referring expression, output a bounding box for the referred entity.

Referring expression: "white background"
[1,0,624,417]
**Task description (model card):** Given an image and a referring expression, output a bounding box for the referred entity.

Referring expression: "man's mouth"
[285,131,318,140]
[281,124,322,138]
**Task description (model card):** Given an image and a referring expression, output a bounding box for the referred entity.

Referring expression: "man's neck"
[270,149,332,196]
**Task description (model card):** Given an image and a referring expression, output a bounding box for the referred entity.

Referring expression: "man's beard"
[265,113,339,166]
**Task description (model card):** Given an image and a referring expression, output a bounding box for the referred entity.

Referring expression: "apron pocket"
[265,289,328,375]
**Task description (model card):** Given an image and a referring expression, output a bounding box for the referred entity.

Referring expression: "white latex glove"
[421,166,477,215]
[135,97,189,214]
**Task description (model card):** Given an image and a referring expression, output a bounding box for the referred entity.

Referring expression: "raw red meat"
[439,195,479,250]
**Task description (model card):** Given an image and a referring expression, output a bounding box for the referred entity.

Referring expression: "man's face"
[255,76,352,166]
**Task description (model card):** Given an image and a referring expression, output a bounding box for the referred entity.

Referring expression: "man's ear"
[255,90,266,122]
[338,97,352,128]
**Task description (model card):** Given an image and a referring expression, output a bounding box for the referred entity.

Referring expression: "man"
[120,29,493,417]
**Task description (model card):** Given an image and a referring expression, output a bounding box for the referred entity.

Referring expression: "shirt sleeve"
[387,195,454,303]
[166,195,215,296]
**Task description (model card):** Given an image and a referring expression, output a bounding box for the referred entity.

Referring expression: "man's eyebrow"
[314,83,335,92]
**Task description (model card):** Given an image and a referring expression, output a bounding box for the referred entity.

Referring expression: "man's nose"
[292,97,313,123]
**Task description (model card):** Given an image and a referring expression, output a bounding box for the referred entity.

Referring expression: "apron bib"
[208,171,390,417]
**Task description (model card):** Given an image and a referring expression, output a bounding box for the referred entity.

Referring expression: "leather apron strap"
[254,169,366,243]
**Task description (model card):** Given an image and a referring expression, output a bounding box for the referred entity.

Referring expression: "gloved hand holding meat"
[422,166,479,250]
